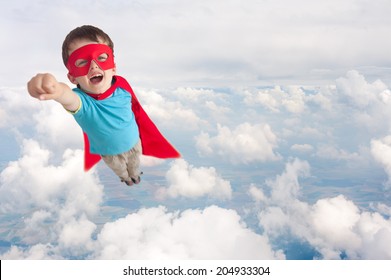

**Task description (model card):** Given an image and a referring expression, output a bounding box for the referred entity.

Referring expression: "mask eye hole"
[97,53,108,62]
[75,59,88,67]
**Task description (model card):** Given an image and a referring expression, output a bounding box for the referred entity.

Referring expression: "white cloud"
[336,70,391,132]
[248,183,266,203]
[173,87,216,102]
[305,88,333,111]
[357,212,391,259]
[243,86,306,113]
[196,123,280,164]
[140,155,165,167]
[265,158,311,203]
[371,203,391,217]
[2,205,286,259]
[371,136,391,187]
[137,89,205,130]
[0,87,82,157]
[20,210,53,244]
[204,100,231,116]
[156,159,232,200]
[33,102,81,151]
[0,139,103,256]
[282,87,307,113]
[309,196,391,259]
[243,87,283,112]
[1,244,59,260]
[93,205,284,259]
[0,139,102,214]
[58,215,96,253]
[336,70,390,108]
[0,87,41,128]
[309,195,362,258]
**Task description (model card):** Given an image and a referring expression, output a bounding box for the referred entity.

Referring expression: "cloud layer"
[2,68,391,260]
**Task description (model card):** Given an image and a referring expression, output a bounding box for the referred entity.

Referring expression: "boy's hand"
[27,73,64,101]
[27,73,80,112]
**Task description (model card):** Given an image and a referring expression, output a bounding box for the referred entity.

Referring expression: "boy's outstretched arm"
[27,73,80,112]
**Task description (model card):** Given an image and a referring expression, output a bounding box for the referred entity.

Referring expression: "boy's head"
[63,25,116,94]
[62,25,114,66]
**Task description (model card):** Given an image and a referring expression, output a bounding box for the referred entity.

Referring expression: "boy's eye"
[97,53,108,62]
[75,59,88,67]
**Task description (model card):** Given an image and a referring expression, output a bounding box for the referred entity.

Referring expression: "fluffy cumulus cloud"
[336,70,391,132]
[196,123,280,164]
[243,86,307,113]
[265,158,311,204]
[173,87,217,103]
[33,102,82,151]
[309,196,391,259]
[253,159,391,259]
[156,159,232,200]
[92,206,284,259]
[0,139,101,213]
[336,70,391,109]
[0,87,82,156]
[0,139,103,258]
[137,89,206,131]
[371,136,391,187]
[0,87,41,128]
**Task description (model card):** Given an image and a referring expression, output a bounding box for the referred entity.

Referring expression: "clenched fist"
[27,73,80,112]
[27,73,64,101]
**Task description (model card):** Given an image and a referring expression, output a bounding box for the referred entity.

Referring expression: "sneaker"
[124,180,134,186]
[122,172,143,186]
[131,176,141,184]
[131,172,143,185]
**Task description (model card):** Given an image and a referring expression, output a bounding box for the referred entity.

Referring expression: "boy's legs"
[124,140,142,180]
[102,140,142,185]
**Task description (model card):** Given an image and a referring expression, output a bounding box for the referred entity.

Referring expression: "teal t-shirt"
[72,87,140,155]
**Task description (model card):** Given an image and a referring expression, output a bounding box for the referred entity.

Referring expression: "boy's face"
[67,38,116,94]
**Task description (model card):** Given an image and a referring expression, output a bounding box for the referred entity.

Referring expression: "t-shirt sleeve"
[65,94,82,115]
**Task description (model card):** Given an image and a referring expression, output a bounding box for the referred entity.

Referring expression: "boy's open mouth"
[90,74,103,84]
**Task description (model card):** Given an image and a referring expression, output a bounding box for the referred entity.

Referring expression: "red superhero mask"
[66,44,115,77]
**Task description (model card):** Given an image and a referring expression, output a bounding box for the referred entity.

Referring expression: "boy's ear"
[67,73,78,85]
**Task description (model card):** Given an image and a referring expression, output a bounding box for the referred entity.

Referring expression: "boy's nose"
[89,60,100,70]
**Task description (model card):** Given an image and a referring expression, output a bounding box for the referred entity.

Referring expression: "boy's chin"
[82,82,112,94]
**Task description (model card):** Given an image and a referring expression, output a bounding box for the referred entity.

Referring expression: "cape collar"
[82,76,118,100]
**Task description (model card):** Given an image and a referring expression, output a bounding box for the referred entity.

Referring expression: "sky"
[1,0,391,260]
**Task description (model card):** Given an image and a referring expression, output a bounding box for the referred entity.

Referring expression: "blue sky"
[1,0,391,259]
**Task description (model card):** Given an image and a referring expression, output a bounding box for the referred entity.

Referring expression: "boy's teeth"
[90,74,103,83]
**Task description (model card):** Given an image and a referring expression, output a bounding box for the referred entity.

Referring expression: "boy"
[27,25,180,186]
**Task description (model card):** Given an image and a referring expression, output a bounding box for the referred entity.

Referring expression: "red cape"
[82,75,180,171]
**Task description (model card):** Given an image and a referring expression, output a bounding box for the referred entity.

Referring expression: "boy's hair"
[62,25,114,66]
